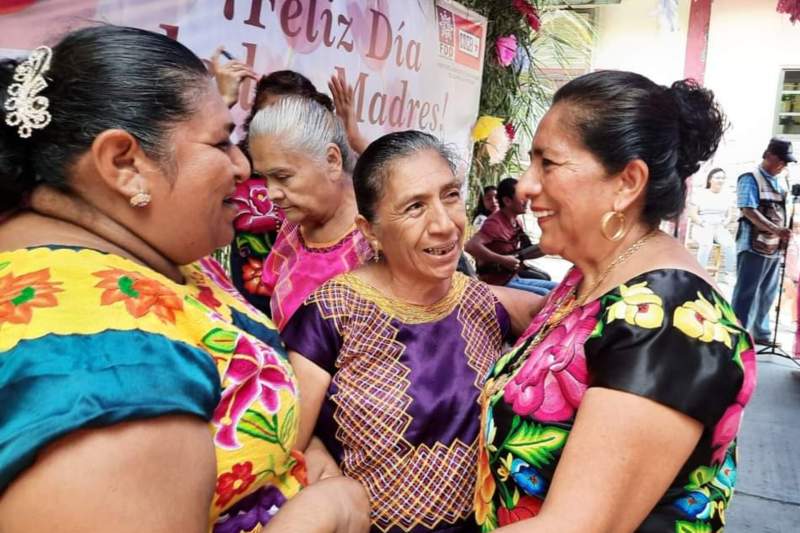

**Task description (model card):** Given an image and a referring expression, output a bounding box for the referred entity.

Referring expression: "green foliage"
[458,0,593,209]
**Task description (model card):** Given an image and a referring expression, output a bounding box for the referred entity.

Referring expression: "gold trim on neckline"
[339,272,469,324]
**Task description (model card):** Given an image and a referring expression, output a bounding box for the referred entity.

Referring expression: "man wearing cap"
[731,138,796,346]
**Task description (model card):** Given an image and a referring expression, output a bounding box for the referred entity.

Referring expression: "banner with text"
[0,0,486,168]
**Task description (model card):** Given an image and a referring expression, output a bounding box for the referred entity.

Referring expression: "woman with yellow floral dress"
[475,71,755,532]
[0,25,367,532]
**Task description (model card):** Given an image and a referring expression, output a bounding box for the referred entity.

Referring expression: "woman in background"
[211,54,369,316]
[247,96,373,331]
[688,167,737,282]
[472,184,499,229]
[224,69,336,314]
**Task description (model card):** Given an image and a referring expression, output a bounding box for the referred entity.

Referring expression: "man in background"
[731,138,796,346]
[465,177,556,295]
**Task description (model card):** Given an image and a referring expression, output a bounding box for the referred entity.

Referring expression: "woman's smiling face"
[370,149,466,284]
[517,103,619,261]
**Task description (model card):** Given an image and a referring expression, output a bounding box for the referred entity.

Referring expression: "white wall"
[588,0,800,185]
[591,0,691,85]
[704,0,800,181]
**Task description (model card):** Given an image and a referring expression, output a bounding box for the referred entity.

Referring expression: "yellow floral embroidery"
[606,281,664,329]
[498,453,514,482]
[673,292,734,348]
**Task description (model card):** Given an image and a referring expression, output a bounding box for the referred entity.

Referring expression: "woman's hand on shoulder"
[0,415,216,533]
[266,475,370,533]
[489,284,546,337]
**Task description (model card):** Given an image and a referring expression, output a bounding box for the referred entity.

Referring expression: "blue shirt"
[736,167,785,255]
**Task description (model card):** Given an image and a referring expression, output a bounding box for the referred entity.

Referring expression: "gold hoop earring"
[600,211,626,241]
[130,192,151,208]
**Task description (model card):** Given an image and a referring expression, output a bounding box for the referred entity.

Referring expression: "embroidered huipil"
[261,222,373,331]
[0,247,304,532]
[282,272,510,532]
[475,268,755,532]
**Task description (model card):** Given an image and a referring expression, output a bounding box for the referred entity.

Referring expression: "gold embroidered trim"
[337,272,469,324]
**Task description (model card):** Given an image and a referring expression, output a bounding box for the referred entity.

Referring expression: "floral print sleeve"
[476,268,755,533]
[0,248,305,533]
[587,269,749,429]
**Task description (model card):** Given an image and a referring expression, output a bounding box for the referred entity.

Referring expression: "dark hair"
[239,70,333,159]
[0,25,210,213]
[552,70,726,225]
[353,130,457,223]
[473,184,498,218]
[254,70,333,112]
[496,177,518,209]
[705,167,725,188]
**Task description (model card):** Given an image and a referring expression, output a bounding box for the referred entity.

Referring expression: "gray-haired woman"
[247,96,373,331]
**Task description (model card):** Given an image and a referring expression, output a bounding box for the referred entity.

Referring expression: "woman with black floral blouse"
[474,71,754,532]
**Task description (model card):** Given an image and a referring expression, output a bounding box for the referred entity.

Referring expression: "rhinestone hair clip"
[4,46,53,138]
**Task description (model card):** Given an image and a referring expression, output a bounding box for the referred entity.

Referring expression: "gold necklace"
[482,229,658,401]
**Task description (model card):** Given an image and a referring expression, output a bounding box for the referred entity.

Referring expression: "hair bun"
[669,79,726,179]
[0,58,37,212]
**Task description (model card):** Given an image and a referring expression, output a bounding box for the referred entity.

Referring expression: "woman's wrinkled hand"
[328,73,357,134]
[325,476,371,533]
[209,46,257,108]
[263,474,370,533]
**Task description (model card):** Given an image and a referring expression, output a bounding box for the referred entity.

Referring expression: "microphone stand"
[757,192,800,367]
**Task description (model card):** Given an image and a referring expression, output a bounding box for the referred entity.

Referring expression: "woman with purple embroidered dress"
[247,96,373,331]
[281,131,544,533]
[474,71,755,532]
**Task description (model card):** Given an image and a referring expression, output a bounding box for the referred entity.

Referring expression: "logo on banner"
[436,5,455,60]
[436,4,483,70]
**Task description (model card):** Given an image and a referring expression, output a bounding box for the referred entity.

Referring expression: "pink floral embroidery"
[197,257,265,318]
[231,179,282,234]
[515,269,582,346]
[212,335,295,449]
[710,345,757,464]
[504,299,601,422]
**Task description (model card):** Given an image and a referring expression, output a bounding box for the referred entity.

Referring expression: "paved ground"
[725,318,800,532]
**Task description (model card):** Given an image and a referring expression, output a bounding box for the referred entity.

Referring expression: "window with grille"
[775,69,800,137]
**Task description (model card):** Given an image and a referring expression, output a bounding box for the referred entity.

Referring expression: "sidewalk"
[725,321,800,532]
